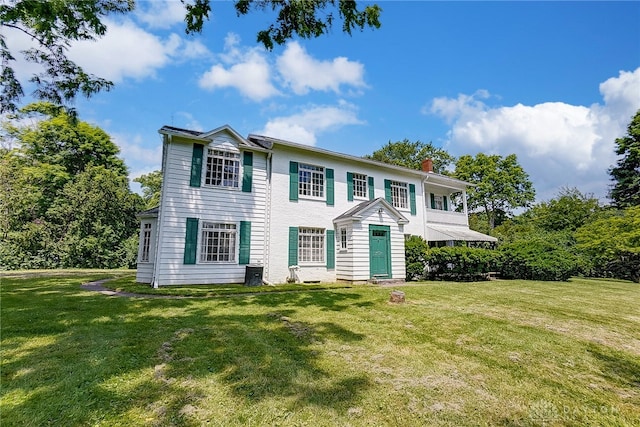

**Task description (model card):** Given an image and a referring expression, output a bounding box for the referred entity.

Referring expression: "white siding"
[146,125,482,285]
[335,205,406,282]
[267,146,417,283]
[154,133,268,285]
[135,218,157,283]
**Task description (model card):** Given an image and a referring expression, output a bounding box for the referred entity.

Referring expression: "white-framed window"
[205,149,240,188]
[200,222,236,262]
[390,180,408,209]
[339,227,348,251]
[434,195,444,210]
[140,223,152,262]
[298,227,325,263]
[299,163,324,198]
[353,173,367,198]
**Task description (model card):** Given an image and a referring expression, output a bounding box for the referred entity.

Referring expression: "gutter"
[263,151,273,282]
[151,134,170,288]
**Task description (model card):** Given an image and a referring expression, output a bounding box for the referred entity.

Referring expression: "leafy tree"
[5,102,127,177]
[187,0,382,50]
[1,0,381,112]
[575,206,640,282]
[523,187,600,233]
[134,170,162,209]
[0,0,133,113]
[48,165,143,268]
[0,105,142,269]
[609,110,640,208]
[454,153,535,230]
[365,139,454,173]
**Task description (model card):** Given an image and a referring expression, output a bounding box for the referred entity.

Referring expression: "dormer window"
[205,149,240,188]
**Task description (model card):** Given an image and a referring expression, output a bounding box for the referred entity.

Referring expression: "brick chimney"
[421,158,433,173]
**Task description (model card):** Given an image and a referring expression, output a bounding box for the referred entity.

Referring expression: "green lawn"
[1,273,638,426]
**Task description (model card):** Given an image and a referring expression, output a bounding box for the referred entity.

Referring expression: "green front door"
[369,225,391,278]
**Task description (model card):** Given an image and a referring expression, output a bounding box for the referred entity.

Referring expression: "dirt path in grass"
[80,279,389,299]
[80,279,188,299]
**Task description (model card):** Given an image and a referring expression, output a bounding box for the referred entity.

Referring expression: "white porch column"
[462,189,468,216]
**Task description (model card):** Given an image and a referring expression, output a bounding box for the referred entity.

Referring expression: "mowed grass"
[1,273,638,426]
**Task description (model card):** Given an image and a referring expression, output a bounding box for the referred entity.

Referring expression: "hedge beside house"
[404,234,581,282]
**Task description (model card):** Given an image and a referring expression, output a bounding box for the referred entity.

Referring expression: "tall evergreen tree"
[609,110,640,208]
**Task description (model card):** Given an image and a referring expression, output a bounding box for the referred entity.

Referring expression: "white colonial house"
[136,124,496,286]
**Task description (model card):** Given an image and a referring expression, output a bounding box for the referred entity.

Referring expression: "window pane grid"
[353,173,367,198]
[390,181,408,209]
[298,227,325,263]
[141,223,151,262]
[298,164,324,198]
[434,195,444,210]
[340,228,347,250]
[201,222,236,262]
[205,149,240,188]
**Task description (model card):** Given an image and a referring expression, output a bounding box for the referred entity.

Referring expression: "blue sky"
[8,1,640,202]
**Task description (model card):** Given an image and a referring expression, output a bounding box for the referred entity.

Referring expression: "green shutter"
[326,229,335,269]
[443,196,448,211]
[326,168,334,206]
[242,151,253,193]
[430,193,436,209]
[289,161,299,201]
[184,218,199,264]
[368,176,375,200]
[239,221,251,264]
[190,144,203,187]
[384,179,392,203]
[288,227,298,266]
[347,172,354,201]
[409,184,417,216]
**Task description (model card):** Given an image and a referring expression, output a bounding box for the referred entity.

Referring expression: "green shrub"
[499,234,581,281]
[405,235,429,281]
[424,246,502,281]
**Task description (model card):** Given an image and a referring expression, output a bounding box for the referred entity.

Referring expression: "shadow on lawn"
[216,287,375,312]
[587,344,640,389]
[1,277,373,425]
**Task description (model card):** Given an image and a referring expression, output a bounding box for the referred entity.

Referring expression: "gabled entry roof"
[334,198,409,225]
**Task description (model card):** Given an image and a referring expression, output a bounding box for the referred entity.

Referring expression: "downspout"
[422,174,430,242]
[262,151,273,285]
[151,134,170,288]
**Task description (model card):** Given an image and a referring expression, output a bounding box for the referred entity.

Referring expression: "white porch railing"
[425,209,469,226]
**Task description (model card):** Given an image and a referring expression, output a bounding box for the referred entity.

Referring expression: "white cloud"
[256,101,364,146]
[69,20,209,83]
[198,34,279,101]
[426,67,640,202]
[198,34,368,101]
[135,0,186,29]
[276,42,367,95]
[111,132,162,169]
[174,112,203,131]
[1,16,209,100]
[428,90,490,124]
[2,26,48,82]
